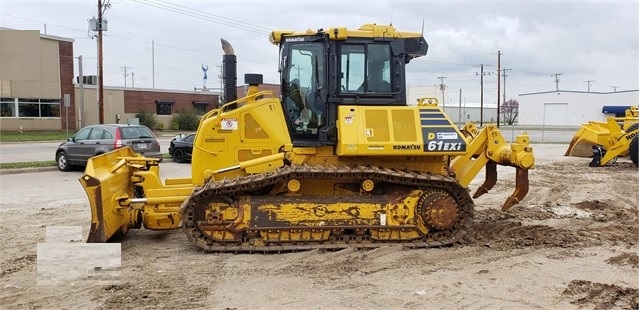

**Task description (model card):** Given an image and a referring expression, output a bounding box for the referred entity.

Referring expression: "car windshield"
[121,126,153,139]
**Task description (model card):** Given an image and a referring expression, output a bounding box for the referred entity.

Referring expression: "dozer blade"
[502,168,529,211]
[473,161,497,199]
[565,123,608,157]
[80,147,141,243]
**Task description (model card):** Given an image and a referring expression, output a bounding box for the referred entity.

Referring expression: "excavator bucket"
[564,122,610,157]
[80,147,142,243]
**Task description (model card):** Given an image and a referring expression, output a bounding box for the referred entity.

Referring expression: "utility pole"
[78,55,85,128]
[437,76,446,107]
[458,88,462,125]
[89,0,109,124]
[475,64,491,127]
[121,66,131,87]
[152,39,155,89]
[551,73,563,91]
[610,86,619,92]
[97,0,104,124]
[502,68,511,104]
[583,80,595,92]
[132,72,135,88]
[496,50,501,128]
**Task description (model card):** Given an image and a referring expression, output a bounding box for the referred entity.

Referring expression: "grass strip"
[1,161,57,169]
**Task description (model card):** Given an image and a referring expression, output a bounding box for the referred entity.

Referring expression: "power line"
[1,12,272,65]
[132,0,270,34]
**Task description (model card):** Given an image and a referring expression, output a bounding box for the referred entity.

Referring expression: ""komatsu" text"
[393,144,421,150]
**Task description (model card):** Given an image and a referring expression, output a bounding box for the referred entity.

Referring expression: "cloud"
[1,0,637,100]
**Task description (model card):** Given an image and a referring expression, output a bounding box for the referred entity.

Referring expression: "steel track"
[182,164,474,252]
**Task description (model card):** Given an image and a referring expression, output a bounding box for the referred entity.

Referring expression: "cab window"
[282,42,325,136]
[340,44,391,94]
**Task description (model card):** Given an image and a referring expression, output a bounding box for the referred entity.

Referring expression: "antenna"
[389,6,394,26]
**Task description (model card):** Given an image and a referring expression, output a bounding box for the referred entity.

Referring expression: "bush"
[171,118,179,131]
[136,110,158,130]
[173,109,201,131]
[156,122,164,131]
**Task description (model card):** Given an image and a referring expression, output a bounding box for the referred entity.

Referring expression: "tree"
[501,99,519,125]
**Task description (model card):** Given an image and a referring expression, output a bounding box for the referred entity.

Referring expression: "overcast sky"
[1,0,637,106]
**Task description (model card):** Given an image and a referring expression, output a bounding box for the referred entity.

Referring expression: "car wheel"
[174,149,186,163]
[56,151,72,171]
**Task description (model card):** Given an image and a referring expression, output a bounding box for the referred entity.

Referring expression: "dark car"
[168,133,195,163]
[55,124,162,171]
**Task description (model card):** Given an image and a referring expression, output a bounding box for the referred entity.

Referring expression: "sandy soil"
[0,144,637,309]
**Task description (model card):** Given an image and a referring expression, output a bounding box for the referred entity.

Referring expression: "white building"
[407,85,497,124]
[518,90,639,126]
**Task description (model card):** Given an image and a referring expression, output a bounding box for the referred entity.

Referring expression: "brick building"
[0,28,223,132]
[0,28,286,132]
[75,86,219,130]
[0,29,76,131]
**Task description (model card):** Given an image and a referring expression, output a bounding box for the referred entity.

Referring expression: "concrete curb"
[0,166,59,175]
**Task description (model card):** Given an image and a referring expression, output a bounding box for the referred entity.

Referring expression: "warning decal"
[221,118,238,130]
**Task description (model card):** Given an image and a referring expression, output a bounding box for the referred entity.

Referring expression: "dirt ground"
[0,144,637,309]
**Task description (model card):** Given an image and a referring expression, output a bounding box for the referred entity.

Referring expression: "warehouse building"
[518,90,638,126]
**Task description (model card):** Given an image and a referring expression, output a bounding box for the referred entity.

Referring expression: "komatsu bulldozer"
[80,24,535,252]
[564,106,639,167]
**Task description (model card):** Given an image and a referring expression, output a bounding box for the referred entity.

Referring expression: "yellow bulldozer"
[80,24,535,252]
[565,106,639,167]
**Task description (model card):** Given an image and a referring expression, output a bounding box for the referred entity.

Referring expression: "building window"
[40,99,61,117]
[2,98,61,118]
[1,98,15,117]
[156,100,173,115]
[192,101,209,114]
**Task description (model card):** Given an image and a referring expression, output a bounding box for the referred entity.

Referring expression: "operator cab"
[276,25,428,146]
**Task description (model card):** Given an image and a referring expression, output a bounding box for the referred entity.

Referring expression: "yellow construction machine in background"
[80,24,535,252]
[565,106,639,167]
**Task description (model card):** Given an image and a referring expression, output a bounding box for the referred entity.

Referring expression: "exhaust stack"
[221,38,237,103]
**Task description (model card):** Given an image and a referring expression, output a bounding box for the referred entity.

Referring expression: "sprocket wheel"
[419,190,460,231]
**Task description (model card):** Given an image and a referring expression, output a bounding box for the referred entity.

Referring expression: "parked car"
[168,133,195,163]
[55,124,162,171]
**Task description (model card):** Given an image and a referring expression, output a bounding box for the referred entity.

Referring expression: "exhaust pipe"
[221,38,237,103]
